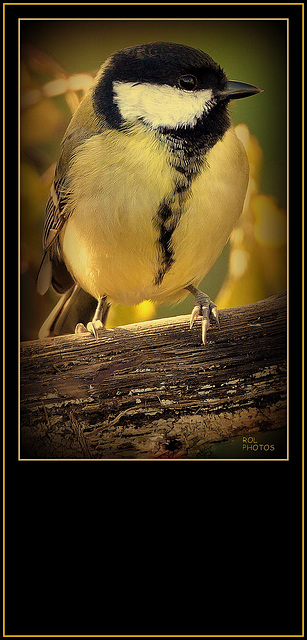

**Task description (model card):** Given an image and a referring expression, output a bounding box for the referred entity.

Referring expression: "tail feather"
[38,285,108,338]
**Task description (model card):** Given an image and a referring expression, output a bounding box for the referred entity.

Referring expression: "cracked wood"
[19,292,287,459]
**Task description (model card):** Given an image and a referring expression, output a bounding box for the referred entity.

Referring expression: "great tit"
[37,41,262,345]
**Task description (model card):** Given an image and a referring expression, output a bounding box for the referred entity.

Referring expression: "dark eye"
[178,75,198,90]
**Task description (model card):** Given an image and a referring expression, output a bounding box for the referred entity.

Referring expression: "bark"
[20,292,287,459]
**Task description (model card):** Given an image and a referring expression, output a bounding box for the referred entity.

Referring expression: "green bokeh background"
[20,18,287,337]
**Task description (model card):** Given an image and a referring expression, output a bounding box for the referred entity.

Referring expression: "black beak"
[216,80,263,102]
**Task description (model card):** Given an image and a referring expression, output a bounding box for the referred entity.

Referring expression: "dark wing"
[43,177,68,248]
[37,89,105,296]
[36,175,74,295]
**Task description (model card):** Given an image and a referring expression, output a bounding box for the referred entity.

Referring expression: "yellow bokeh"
[106,300,156,328]
[253,195,287,248]
[21,98,65,147]
[216,125,287,310]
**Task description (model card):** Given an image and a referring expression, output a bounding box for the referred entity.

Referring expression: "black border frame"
[4,3,303,637]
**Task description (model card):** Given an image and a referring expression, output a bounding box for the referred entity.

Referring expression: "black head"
[93,42,227,125]
[92,42,261,153]
[98,41,227,90]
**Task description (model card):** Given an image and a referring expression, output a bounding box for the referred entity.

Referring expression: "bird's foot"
[74,296,108,340]
[189,290,219,346]
[75,320,103,340]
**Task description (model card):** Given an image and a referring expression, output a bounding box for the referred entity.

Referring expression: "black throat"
[157,102,231,177]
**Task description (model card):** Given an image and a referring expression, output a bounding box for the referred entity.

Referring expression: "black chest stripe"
[154,202,177,285]
[152,112,229,286]
[153,178,191,286]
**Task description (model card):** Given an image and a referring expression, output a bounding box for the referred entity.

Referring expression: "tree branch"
[20,292,287,459]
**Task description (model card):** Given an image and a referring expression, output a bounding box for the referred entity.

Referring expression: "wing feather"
[37,90,105,295]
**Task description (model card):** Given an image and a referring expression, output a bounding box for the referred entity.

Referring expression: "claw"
[75,320,103,339]
[187,287,219,346]
[87,322,98,339]
[201,317,209,345]
[74,296,108,340]
[75,322,88,334]
[87,320,103,340]
[211,304,220,327]
[190,305,200,329]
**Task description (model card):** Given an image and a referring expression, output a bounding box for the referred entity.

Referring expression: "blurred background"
[20,19,287,341]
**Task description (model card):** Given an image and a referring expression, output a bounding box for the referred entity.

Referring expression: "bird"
[37,41,262,345]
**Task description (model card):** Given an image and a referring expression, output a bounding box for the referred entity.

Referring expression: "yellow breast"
[61,124,248,305]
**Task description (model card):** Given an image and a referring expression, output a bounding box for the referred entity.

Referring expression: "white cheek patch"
[113,81,215,129]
